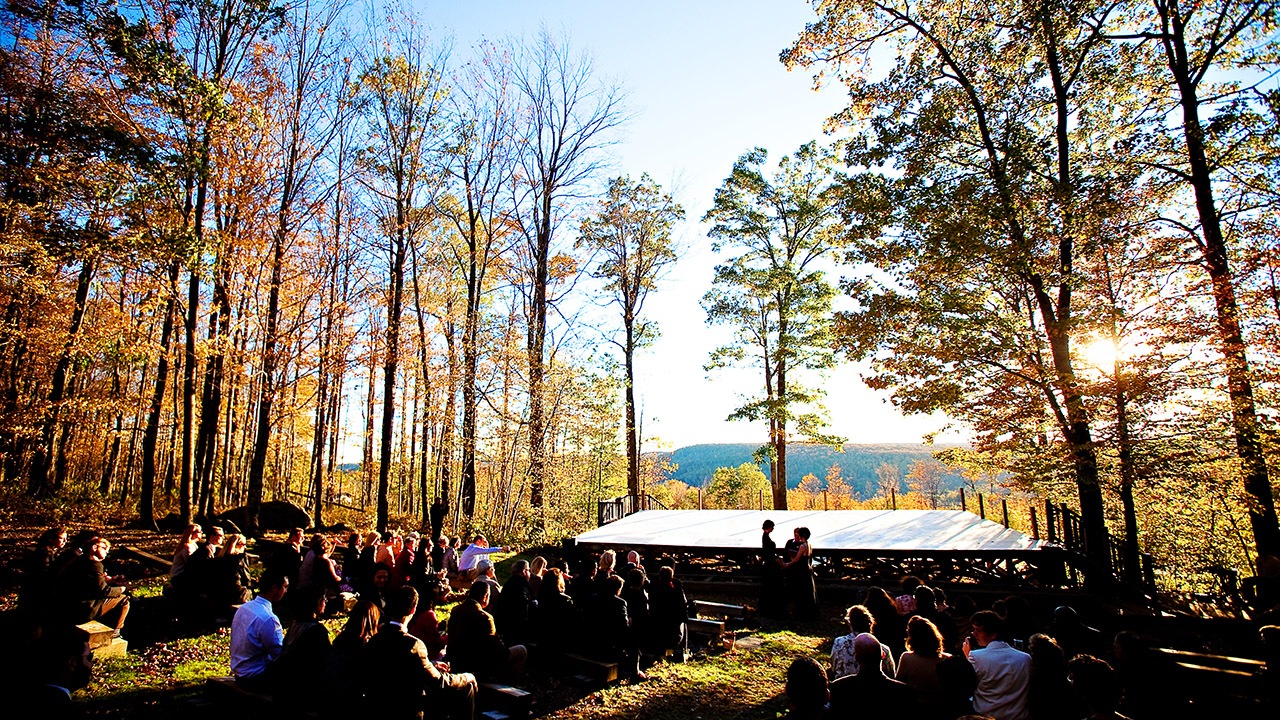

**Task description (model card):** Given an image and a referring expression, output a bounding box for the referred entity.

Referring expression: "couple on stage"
[759,519,818,621]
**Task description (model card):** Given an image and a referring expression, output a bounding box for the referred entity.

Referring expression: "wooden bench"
[479,682,532,719]
[692,600,748,620]
[562,653,619,684]
[687,617,726,647]
[1152,647,1265,699]
[203,676,318,720]
[121,545,172,572]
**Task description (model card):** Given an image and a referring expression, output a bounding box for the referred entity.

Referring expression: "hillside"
[652,443,966,498]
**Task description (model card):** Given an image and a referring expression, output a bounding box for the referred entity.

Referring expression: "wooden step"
[479,682,532,719]
[692,600,747,620]
[562,653,619,684]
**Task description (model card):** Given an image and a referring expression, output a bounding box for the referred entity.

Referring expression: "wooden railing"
[597,493,668,526]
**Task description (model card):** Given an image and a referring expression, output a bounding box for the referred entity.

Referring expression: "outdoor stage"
[572,509,1068,589]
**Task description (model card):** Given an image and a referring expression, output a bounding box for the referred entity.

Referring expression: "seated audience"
[230,569,288,693]
[895,575,923,615]
[18,526,67,617]
[493,559,534,647]
[275,585,333,710]
[458,535,508,583]
[448,582,526,683]
[363,585,476,720]
[365,562,392,612]
[912,585,960,652]
[535,567,578,659]
[1027,633,1081,720]
[964,610,1031,720]
[1050,605,1106,660]
[783,656,829,720]
[211,533,254,615]
[896,615,950,717]
[325,600,380,717]
[1001,595,1040,648]
[528,556,547,601]
[591,574,644,680]
[268,528,306,589]
[474,557,502,596]
[1067,655,1127,720]
[182,525,225,610]
[407,576,451,662]
[830,632,918,716]
[648,564,689,661]
[298,534,342,612]
[831,604,895,679]
[53,532,129,635]
[864,586,907,658]
[169,523,202,586]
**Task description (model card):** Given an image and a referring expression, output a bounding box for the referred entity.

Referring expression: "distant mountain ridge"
[650,443,965,497]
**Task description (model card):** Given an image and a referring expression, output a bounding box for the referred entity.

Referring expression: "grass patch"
[541,629,825,720]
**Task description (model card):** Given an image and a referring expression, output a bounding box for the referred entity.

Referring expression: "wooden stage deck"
[572,509,1064,589]
[574,509,1047,554]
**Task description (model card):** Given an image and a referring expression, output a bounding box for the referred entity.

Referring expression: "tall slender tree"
[356,12,448,532]
[579,174,683,498]
[703,143,846,510]
[508,28,623,534]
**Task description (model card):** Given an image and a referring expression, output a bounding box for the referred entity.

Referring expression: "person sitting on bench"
[230,569,288,693]
[364,584,476,720]
[447,582,526,683]
[53,532,129,637]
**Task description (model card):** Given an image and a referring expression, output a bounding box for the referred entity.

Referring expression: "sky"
[415,0,962,451]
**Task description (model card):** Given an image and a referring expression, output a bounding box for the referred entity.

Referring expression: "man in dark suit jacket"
[448,582,527,683]
[828,633,919,718]
[363,585,476,720]
[53,533,129,634]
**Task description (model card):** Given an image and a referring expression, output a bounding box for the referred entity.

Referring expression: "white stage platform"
[573,509,1048,555]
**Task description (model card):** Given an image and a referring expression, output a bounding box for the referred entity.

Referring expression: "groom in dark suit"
[364,584,477,720]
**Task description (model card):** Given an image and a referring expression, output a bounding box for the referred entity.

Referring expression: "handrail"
[597,493,667,526]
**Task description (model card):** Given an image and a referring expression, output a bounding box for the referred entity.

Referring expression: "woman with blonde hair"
[528,556,547,601]
[170,523,202,582]
[213,533,253,611]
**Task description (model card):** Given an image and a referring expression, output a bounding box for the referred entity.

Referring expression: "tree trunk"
[379,223,407,533]
[29,256,96,496]
[139,261,180,530]
[1161,8,1280,557]
[624,315,639,497]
